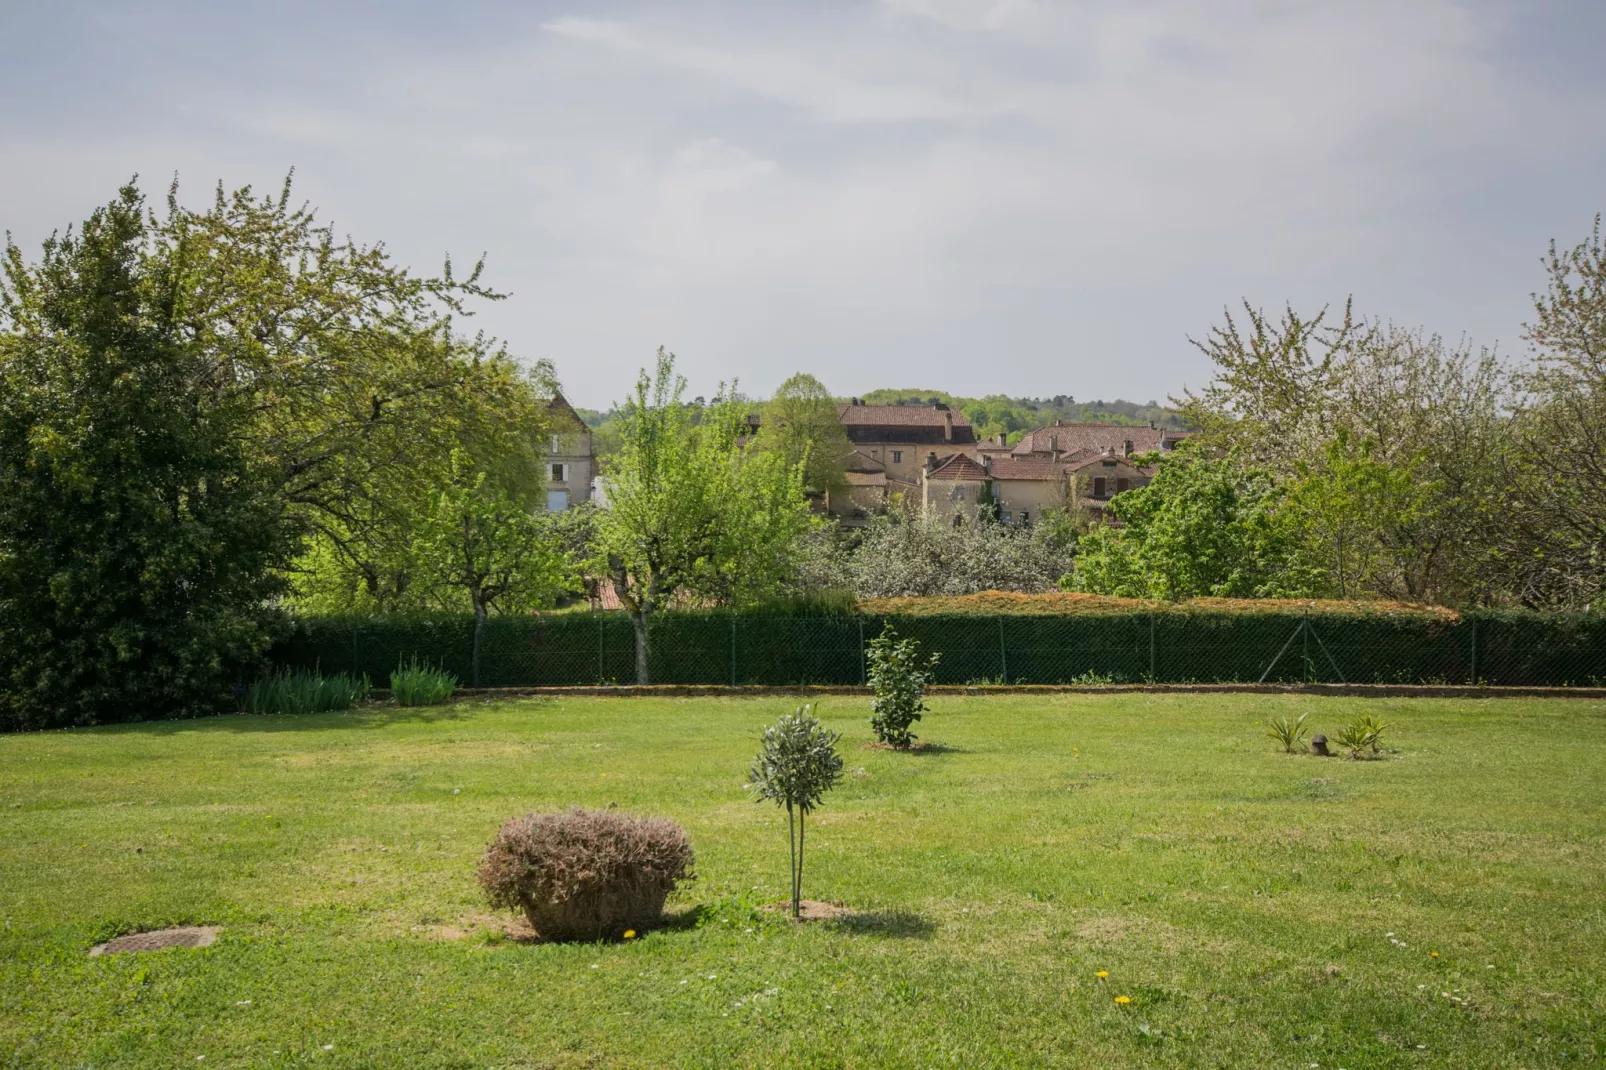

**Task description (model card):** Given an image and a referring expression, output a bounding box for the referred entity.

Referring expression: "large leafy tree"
[0,186,288,728]
[762,372,852,497]
[1506,215,1606,608]
[2,175,555,723]
[596,349,812,683]
[1069,446,1322,600]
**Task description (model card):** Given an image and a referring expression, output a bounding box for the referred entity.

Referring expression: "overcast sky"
[4,1,1604,410]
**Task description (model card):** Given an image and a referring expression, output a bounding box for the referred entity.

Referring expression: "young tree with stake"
[749,706,843,919]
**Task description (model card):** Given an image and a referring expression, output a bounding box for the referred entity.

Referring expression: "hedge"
[269,607,1606,688]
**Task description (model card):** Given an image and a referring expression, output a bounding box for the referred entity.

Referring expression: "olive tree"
[748,706,843,918]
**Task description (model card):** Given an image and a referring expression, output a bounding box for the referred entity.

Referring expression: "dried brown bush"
[477,808,695,941]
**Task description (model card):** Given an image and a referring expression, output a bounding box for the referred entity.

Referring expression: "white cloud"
[2,1,1602,405]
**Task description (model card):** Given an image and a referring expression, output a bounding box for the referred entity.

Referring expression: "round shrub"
[477,808,695,941]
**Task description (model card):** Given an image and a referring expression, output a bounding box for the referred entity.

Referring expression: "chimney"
[997,432,1007,447]
[927,452,938,469]
[944,411,953,442]
[1124,439,1134,458]
[1049,435,1058,453]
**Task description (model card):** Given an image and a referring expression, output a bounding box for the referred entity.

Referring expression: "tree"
[0,185,289,728]
[595,349,812,683]
[866,625,939,747]
[837,504,1075,598]
[762,372,853,497]
[1070,446,1323,600]
[1506,215,1606,608]
[748,706,843,919]
[409,451,575,685]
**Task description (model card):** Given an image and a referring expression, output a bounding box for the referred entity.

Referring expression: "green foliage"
[748,705,844,918]
[1070,445,1325,601]
[594,348,813,682]
[1069,669,1120,686]
[1266,712,1310,753]
[245,669,369,715]
[866,624,939,748]
[409,450,575,684]
[1330,715,1389,758]
[762,372,853,496]
[0,184,289,730]
[389,660,457,706]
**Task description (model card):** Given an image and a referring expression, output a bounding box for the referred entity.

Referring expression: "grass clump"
[244,669,369,715]
[390,660,457,706]
[477,808,695,942]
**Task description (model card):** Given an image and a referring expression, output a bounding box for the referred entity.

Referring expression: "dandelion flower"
[1115,995,1131,1005]
[623,930,637,939]
[1096,971,1109,979]
[1431,952,1439,958]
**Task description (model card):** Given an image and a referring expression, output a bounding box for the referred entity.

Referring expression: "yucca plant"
[1331,718,1373,759]
[245,669,369,715]
[390,660,458,707]
[1356,713,1390,753]
[1266,712,1310,753]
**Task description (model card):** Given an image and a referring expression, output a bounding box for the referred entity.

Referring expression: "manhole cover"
[89,926,221,956]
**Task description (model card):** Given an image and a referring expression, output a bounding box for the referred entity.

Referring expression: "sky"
[3,1,1604,411]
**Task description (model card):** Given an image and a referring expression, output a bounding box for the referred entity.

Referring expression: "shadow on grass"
[93,697,566,737]
[827,910,937,939]
[857,742,969,756]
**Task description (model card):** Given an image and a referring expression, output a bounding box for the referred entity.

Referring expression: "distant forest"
[575,389,1188,463]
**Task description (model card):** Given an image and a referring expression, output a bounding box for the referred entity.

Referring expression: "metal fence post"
[998,617,1008,684]
[1149,611,1156,682]
[1302,608,1311,683]
[1469,617,1478,685]
[859,618,866,685]
[730,618,737,687]
[597,615,604,684]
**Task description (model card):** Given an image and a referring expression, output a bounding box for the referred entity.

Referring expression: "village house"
[542,393,595,511]
[830,400,981,524]
[921,420,1187,525]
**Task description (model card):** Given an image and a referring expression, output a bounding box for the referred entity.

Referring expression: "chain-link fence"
[272,610,1606,688]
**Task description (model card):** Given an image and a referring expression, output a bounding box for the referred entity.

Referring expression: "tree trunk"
[788,802,799,918]
[632,611,649,685]
[796,808,806,917]
[472,601,487,688]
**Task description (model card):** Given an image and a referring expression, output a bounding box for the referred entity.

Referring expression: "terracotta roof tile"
[1012,422,1187,457]
[837,403,970,427]
[926,453,989,481]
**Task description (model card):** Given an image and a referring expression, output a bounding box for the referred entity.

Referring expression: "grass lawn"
[2,693,1604,1068]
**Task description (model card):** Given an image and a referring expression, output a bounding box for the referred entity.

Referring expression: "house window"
[1116,477,1130,493]
[953,487,965,502]
[545,489,570,512]
[891,450,902,464]
[1001,511,1013,524]
[551,463,567,482]
[1093,477,1107,497]
[1019,511,1030,526]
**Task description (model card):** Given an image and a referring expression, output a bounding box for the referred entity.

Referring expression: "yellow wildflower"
[1115,995,1131,1005]
[623,930,637,939]
[1096,971,1109,979]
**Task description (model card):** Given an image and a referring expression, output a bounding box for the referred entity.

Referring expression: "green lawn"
[2,694,1604,1068]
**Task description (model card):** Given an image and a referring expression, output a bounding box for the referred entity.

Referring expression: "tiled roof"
[838,403,970,427]
[987,456,1068,481]
[1012,422,1186,457]
[926,453,989,481]
[1063,452,1146,474]
[844,471,888,486]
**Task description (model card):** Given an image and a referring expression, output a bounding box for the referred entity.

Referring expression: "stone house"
[542,394,594,512]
